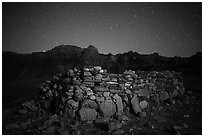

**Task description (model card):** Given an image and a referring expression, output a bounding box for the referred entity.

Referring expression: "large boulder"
[99,100,116,117]
[131,95,142,114]
[113,94,123,116]
[79,108,97,121]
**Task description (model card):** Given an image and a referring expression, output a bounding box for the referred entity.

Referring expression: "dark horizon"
[3,2,202,57]
[2,44,202,58]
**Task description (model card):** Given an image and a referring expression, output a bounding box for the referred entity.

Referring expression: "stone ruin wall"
[22,66,185,124]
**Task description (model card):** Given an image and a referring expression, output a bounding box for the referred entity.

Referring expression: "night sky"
[2,2,202,57]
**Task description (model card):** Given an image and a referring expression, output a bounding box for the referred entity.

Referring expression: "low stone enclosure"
[3,66,186,134]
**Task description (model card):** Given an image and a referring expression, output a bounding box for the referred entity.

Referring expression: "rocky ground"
[2,66,202,135]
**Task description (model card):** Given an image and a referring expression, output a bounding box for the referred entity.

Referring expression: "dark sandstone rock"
[94,86,109,92]
[96,96,105,103]
[103,92,110,97]
[159,91,170,101]
[125,89,132,94]
[138,89,151,97]
[86,90,94,96]
[131,95,142,115]
[112,129,124,135]
[99,100,116,117]
[84,71,92,77]
[109,89,121,94]
[79,108,97,121]
[95,74,103,80]
[66,99,79,109]
[82,99,98,110]
[64,108,75,119]
[113,94,124,116]
[138,112,147,117]
[89,95,96,100]
[109,121,123,132]
[74,93,84,102]
[139,100,148,109]
[153,116,167,123]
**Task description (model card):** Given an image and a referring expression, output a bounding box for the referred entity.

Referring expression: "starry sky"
[2,2,202,57]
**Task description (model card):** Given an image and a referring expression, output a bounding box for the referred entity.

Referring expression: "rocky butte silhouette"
[3,45,202,81]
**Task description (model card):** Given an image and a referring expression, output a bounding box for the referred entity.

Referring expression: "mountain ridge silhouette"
[3,44,202,81]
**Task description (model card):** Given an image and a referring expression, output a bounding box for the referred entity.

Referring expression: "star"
[134,14,137,18]
[110,26,113,29]
[115,24,118,27]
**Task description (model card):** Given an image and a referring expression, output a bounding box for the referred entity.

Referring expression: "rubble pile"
[3,66,187,135]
